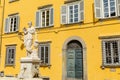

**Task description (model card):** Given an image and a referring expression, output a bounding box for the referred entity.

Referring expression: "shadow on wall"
[20,44,24,50]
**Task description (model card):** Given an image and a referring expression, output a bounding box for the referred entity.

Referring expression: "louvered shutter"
[102,41,106,65]
[6,47,9,65]
[66,49,75,78]
[61,5,68,24]
[118,41,120,64]
[80,0,84,21]
[36,11,41,28]
[94,0,102,18]
[16,15,19,31]
[5,18,9,33]
[50,8,54,26]
[117,0,120,16]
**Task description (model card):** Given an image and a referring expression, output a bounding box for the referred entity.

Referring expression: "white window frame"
[102,0,117,18]
[5,14,19,33]
[95,0,119,19]
[67,3,80,24]
[102,39,120,67]
[61,1,84,24]
[38,7,53,28]
[38,43,50,66]
[5,46,16,66]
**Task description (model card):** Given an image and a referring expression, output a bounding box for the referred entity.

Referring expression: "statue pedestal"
[18,57,41,79]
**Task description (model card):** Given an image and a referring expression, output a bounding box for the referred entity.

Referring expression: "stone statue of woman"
[23,22,35,57]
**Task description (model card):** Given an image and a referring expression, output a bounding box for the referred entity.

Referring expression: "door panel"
[66,49,83,80]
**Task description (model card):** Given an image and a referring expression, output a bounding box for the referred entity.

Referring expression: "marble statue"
[18,22,41,79]
[23,22,35,57]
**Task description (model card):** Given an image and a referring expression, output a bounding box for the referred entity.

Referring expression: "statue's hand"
[23,27,27,32]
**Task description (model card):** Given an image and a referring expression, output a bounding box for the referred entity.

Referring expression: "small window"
[95,0,120,19]
[5,14,19,33]
[38,43,50,66]
[61,0,84,24]
[102,40,120,66]
[35,7,54,28]
[5,46,16,66]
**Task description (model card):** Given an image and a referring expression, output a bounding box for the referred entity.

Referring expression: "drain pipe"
[0,0,5,66]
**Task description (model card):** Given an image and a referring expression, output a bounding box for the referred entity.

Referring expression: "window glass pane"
[105,42,112,64]
[110,7,115,12]
[74,5,78,22]
[104,0,108,3]
[41,47,44,63]
[104,3,108,7]
[104,8,108,12]
[112,41,119,64]
[14,18,16,31]
[69,6,73,23]
[10,18,13,31]
[74,18,78,22]
[42,11,45,27]
[45,47,48,63]
[104,13,109,17]
[111,12,116,16]
[110,2,115,6]
[46,9,49,26]
[110,0,114,1]
[103,0,109,17]
[11,49,14,58]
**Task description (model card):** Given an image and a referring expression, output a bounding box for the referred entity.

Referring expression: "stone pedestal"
[18,57,41,79]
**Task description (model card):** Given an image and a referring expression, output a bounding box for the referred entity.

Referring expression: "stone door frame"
[62,36,87,80]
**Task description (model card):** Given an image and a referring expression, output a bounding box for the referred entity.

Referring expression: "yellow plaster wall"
[1,0,120,80]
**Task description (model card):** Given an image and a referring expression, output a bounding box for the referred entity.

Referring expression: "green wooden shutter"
[61,5,68,24]
[50,8,54,26]
[80,0,84,21]
[5,18,9,33]
[36,11,41,28]
[117,0,120,16]
[102,41,106,65]
[94,0,102,18]
[66,49,75,78]
[16,15,19,31]
[75,49,83,78]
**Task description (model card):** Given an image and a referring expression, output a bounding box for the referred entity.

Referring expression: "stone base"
[0,77,43,80]
[18,57,40,79]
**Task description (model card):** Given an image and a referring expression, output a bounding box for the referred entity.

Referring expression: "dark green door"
[66,49,83,80]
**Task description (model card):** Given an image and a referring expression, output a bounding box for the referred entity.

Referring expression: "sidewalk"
[0,77,42,80]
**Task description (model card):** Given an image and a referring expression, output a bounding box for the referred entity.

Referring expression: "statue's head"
[28,22,32,28]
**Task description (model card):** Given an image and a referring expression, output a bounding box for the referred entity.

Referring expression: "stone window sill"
[40,64,51,67]
[9,0,19,3]
[101,65,120,69]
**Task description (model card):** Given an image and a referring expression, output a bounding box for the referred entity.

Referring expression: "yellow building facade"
[0,0,120,80]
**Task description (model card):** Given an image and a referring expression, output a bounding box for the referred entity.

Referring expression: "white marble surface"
[18,57,40,79]
[0,77,42,80]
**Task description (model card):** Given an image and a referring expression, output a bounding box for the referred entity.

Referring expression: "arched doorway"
[66,40,83,80]
[62,36,87,80]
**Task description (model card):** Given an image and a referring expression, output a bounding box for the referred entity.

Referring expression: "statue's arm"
[29,27,35,34]
[23,27,28,34]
